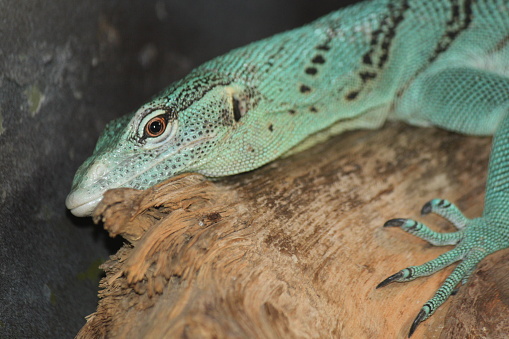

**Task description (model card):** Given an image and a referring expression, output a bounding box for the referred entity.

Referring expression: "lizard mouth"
[66,135,217,217]
[65,192,103,217]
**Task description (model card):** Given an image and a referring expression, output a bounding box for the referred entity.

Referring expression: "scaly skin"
[66,0,509,335]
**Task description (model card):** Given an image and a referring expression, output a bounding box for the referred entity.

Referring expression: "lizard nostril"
[88,162,107,181]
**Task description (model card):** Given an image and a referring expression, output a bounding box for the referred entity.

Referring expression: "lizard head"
[66,72,267,217]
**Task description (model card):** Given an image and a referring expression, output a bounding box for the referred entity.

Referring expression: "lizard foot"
[376,199,506,337]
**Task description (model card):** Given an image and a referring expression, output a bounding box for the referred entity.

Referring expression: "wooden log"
[77,122,509,339]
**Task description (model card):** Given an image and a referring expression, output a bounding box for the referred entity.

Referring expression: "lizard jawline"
[66,194,103,217]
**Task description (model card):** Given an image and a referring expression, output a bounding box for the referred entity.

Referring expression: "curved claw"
[383,218,407,227]
[420,201,433,215]
[379,199,509,336]
[420,199,470,229]
[408,307,429,337]
[384,217,463,246]
[376,271,404,289]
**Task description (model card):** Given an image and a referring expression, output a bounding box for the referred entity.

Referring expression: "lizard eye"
[145,115,166,137]
[138,109,178,148]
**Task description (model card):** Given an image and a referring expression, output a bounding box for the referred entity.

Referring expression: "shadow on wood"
[76,123,509,339]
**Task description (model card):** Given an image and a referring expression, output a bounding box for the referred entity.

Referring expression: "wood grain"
[77,122,509,339]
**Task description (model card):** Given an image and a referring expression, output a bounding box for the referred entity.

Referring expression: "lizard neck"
[191,1,422,175]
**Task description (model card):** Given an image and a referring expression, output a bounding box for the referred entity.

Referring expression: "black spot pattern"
[305,67,318,75]
[428,0,473,63]
[361,0,410,69]
[300,85,312,93]
[346,91,359,101]
[312,55,326,64]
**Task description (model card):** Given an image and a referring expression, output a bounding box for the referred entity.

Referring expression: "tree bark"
[77,122,509,339]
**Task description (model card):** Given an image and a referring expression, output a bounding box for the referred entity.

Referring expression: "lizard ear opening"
[226,86,248,123]
[232,97,243,122]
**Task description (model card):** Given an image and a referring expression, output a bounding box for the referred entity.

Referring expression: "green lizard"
[66,0,509,336]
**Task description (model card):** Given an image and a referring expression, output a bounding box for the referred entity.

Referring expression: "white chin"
[66,193,103,217]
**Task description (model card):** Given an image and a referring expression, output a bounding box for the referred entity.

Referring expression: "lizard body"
[67,0,509,335]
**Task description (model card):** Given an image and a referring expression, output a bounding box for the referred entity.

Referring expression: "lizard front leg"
[378,67,509,336]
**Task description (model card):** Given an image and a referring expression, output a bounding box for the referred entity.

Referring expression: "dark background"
[0,1,357,337]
